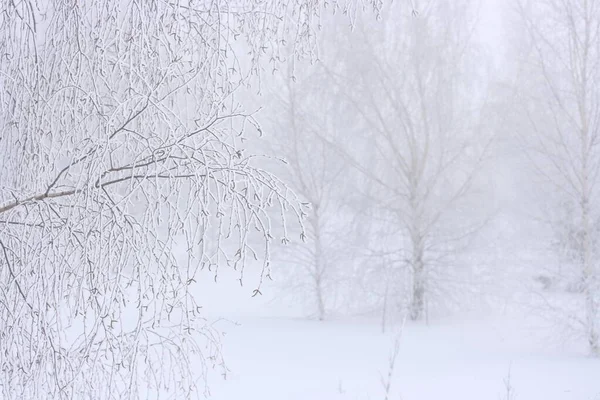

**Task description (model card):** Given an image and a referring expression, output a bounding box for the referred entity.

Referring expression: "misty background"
[203,0,594,333]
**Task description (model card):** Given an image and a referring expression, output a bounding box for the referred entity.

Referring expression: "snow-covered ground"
[191,270,600,400]
[204,314,599,400]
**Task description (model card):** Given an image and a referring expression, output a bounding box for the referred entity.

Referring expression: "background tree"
[323,0,492,321]
[261,47,360,320]
[511,0,600,355]
[257,16,407,322]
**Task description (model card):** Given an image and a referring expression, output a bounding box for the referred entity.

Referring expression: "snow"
[201,312,600,400]
[184,265,600,400]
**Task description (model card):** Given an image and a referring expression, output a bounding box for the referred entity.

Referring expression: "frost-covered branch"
[0,0,384,397]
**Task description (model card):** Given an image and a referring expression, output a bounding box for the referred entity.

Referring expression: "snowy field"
[205,314,600,400]
[191,272,600,400]
[200,318,600,400]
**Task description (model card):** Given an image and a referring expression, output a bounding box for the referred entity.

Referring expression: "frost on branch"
[0,0,384,397]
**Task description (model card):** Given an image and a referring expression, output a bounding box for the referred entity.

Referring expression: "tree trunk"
[314,206,326,321]
[579,66,598,354]
[410,242,426,321]
[381,278,389,333]
[408,177,426,321]
[315,276,326,321]
[582,196,599,354]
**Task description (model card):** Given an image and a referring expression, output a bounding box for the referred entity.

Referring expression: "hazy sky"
[478,0,507,67]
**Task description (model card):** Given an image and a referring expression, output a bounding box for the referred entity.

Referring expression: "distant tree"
[263,54,357,320]
[513,0,600,355]
[325,0,491,321]
[0,0,383,397]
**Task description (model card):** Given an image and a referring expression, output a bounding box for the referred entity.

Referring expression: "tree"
[0,1,382,397]
[513,0,600,355]
[325,0,491,321]
[262,53,356,320]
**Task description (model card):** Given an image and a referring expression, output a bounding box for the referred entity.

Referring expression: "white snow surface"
[203,315,599,400]
[193,273,600,400]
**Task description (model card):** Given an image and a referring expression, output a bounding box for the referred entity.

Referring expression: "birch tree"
[514,0,600,355]
[326,0,490,321]
[263,55,357,320]
[0,0,384,398]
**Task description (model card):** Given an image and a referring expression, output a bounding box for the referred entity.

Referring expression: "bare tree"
[513,0,600,355]
[0,0,384,398]
[323,1,491,321]
[262,55,357,320]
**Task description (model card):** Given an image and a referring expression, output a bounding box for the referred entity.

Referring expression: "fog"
[0,0,599,399]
